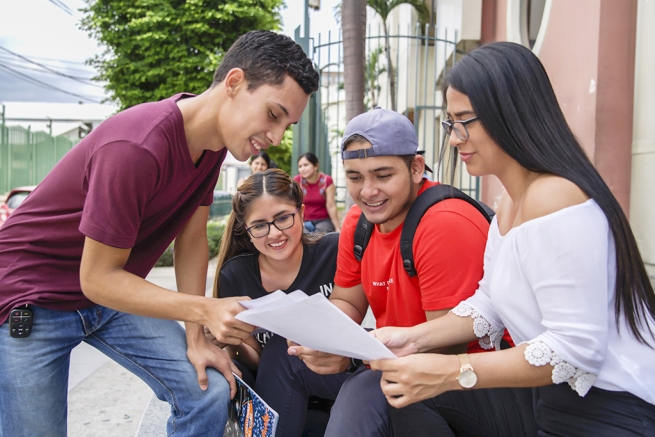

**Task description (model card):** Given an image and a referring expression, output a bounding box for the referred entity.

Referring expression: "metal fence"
[209,190,233,219]
[0,125,78,194]
[306,24,480,202]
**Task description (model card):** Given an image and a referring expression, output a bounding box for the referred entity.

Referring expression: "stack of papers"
[236,290,396,361]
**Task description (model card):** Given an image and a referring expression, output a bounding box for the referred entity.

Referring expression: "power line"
[0,45,99,86]
[48,0,74,15]
[0,64,101,103]
[0,60,104,88]
[23,54,95,67]
[0,54,96,76]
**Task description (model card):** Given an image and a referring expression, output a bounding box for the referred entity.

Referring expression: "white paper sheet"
[236,290,396,360]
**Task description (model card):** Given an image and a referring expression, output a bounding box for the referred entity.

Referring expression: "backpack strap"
[400,184,495,277]
[353,211,373,261]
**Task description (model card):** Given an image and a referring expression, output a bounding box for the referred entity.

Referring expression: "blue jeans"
[0,305,229,437]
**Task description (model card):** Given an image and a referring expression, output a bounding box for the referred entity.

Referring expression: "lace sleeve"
[451,302,503,350]
[524,341,596,397]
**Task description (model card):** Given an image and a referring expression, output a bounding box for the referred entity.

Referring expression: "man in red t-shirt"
[288,107,490,437]
[0,31,318,437]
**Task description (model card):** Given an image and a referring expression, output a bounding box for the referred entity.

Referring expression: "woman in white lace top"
[368,42,655,436]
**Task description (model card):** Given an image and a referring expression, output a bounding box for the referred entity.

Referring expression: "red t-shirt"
[335,180,491,352]
[294,173,333,221]
[0,93,225,324]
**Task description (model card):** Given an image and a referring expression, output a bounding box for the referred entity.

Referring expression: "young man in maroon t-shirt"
[0,31,318,437]
[287,108,492,437]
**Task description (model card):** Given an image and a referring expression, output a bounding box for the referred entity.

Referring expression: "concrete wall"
[478,0,637,216]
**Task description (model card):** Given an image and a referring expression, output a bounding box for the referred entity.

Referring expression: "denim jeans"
[0,304,229,437]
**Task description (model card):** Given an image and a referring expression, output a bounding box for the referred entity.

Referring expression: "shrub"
[154,242,175,267]
[207,218,226,259]
[154,217,227,267]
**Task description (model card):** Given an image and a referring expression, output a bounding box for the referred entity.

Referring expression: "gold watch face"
[458,369,478,389]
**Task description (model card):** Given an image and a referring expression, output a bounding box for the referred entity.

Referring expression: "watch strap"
[457,353,473,371]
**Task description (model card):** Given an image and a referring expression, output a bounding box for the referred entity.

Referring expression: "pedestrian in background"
[295,152,341,233]
[237,150,271,187]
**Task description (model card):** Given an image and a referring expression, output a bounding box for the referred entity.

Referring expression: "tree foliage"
[80,0,284,109]
[268,128,293,174]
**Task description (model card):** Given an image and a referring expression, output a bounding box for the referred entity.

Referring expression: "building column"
[630,0,655,277]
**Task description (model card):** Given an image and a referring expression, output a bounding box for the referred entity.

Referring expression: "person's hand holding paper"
[235,290,395,362]
[287,340,352,374]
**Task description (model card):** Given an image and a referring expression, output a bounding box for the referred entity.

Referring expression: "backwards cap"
[341,107,432,172]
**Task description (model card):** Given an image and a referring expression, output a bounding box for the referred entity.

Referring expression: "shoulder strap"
[400,184,495,277]
[353,211,373,261]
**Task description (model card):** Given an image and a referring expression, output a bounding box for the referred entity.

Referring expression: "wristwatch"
[456,354,478,389]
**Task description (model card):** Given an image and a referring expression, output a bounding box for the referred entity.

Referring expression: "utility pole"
[292,0,315,175]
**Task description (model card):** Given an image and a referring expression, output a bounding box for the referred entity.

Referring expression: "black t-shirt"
[219,232,339,347]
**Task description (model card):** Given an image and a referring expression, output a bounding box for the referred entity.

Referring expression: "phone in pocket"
[9,305,33,338]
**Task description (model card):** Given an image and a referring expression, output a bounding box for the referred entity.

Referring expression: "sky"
[0,0,341,105]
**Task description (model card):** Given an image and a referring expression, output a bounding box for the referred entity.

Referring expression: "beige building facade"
[461,0,654,277]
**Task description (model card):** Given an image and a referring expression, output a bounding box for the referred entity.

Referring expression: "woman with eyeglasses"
[211,168,348,437]
[367,42,655,436]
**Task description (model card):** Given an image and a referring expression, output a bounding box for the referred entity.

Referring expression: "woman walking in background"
[295,152,340,233]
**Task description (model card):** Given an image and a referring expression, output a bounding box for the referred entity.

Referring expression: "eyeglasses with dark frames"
[441,116,478,141]
[246,207,300,238]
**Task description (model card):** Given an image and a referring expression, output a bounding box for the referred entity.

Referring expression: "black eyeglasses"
[246,208,300,238]
[441,116,478,141]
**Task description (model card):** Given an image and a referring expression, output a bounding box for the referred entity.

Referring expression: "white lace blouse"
[452,199,655,404]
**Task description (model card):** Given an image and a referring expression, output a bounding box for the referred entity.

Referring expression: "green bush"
[154,218,227,267]
[207,219,226,259]
[154,242,174,267]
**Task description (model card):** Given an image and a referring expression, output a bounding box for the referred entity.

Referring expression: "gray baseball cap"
[341,107,418,160]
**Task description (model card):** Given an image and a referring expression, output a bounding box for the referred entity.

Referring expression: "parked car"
[0,186,36,228]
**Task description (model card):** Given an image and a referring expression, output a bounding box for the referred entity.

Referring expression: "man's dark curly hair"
[212,30,319,95]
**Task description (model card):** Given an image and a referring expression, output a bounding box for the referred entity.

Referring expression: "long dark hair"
[442,41,655,344]
[298,152,319,167]
[213,168,321,297]
[250,150,271,168]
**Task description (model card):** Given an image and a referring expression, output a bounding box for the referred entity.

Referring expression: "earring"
[249,238,253,243]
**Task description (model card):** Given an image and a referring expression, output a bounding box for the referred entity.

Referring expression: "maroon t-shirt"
[0,93,226,324]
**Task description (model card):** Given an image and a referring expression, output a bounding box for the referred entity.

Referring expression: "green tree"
[367,0,429,111]
[268,128,293,174]
[80,0,284,110]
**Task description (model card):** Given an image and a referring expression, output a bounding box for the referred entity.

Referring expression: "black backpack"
[353,184,496,277]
